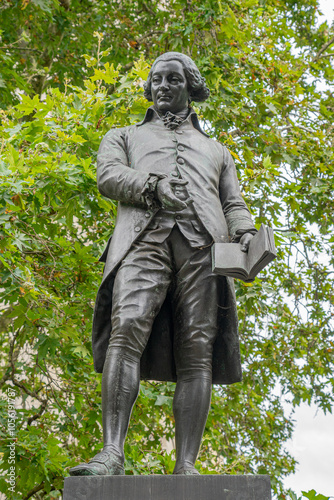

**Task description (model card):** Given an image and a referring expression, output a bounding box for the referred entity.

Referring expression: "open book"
[212,224,277,282]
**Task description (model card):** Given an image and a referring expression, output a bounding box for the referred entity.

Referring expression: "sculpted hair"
[144,52,210,103]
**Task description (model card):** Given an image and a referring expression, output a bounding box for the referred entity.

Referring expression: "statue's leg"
[69,238,172,476]
[69,348,140,476]
[102,347,140,461]
[171,228,219,475]
[103,239,173,460]
[173,375,212,474]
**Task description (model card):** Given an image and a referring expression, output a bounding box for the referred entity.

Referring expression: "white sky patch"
[317,0,334,26]
[284,404,334,497]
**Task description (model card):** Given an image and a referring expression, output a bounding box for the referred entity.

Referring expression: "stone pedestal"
[63,474,271,500]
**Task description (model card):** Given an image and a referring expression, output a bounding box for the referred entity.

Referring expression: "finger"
[174,202,188,210]
[161,194,187,209]
[169,179,188,186]
[240,233,253,244]
[163,201,187,210]
[164,195,188,210]
[240,236,252,253]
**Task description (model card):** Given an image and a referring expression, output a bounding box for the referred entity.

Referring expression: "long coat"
[92,107,256,384]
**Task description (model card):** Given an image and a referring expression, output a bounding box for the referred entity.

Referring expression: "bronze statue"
[69,52,256,477]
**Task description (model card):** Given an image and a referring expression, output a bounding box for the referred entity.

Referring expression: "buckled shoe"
[69,450,125,476]
[173,463,200,475]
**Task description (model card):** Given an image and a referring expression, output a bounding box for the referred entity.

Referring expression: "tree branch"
[27,400,48,426]
[23,482,45,500]
[0,370,11,389]
[316,52,334,60]
[280,124,313,134]
[312,35,334,62]
[59,0,70,10]
[230,128,243,137]
[0,333,18,389]
[141,1,156,16]
[0,46,43,53]
[11,375,47,403]
[8,330,47,404]
[137,30,164,43]
[122,62,134,72]
[36,363,76,424]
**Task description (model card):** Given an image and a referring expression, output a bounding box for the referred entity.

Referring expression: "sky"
[282,1,334,498]
[284,404,334,497]
[317,0,334,25]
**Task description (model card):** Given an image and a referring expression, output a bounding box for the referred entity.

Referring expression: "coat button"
[134,226,141,232]
[177,157,185,164]
[177,145,185,151]
[145,212,151,218]
[175,215,181,220]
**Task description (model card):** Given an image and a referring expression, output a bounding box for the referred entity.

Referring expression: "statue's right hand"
[156,178,191,211]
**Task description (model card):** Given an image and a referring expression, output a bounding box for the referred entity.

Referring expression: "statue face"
[151,60,190,114]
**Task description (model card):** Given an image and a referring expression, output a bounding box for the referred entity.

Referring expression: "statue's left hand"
[240,233,254,253]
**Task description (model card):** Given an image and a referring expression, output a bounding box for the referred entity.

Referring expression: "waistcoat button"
[177,145,185,151]
[177,157,185,164]
[134,226,141,232]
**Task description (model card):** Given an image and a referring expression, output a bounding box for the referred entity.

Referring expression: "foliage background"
[0,0,333,499]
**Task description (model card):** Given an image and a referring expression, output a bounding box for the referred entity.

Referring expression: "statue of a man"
[70,52,256,477]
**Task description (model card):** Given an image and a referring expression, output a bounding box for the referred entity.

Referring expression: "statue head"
[143,52,210,109]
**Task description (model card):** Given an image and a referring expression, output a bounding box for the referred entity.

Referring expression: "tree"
[0,1,334,498]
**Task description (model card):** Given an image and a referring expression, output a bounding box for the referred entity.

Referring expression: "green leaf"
[301,491,330,500]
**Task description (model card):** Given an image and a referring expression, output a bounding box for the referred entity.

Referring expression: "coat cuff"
[141,173,167,208]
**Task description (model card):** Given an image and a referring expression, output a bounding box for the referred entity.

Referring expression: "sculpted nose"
[159,78,169,90]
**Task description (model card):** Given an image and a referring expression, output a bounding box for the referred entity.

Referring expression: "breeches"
[109,226,219,379]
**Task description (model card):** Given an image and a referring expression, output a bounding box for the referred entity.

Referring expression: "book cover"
[212,224,277,282]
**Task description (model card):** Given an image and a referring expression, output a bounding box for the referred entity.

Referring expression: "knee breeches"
[109,227,219,378]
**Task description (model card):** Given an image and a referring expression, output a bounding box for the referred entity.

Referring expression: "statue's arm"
[96,128,162,206]
[219,146,257,242]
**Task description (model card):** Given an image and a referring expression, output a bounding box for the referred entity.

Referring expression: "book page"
[214,243,248,274]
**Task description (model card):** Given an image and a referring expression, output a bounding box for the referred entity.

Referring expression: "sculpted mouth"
[158,95,172,100]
